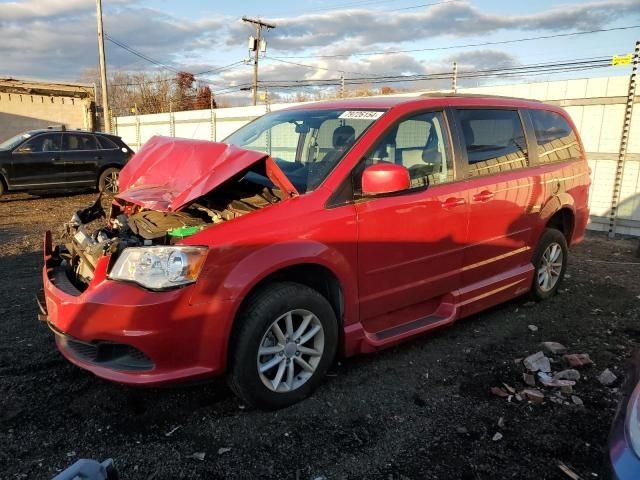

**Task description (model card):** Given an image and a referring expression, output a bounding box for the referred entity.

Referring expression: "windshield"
[225,108,385,193]
[0,132,31,150]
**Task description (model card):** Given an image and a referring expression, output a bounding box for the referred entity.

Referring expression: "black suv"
[0,127,133,197]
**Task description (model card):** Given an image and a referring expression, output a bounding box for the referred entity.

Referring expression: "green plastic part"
[168,225,204,238]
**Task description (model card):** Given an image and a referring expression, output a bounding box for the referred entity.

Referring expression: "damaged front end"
[55,136,296,292]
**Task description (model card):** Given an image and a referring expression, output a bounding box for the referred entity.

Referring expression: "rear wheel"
[98,167,120,194]
[0,179,5,197]
[530,228,568,300]
[228,282,338,409]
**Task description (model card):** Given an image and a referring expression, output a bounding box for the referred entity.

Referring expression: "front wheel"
[98,167,120,194]
[227,282,338,409]
[529,228,568,300]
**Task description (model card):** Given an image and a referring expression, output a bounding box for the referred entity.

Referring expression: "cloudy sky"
[1,0,639,103]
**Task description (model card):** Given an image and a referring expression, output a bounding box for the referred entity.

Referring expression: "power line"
[271,25,640,59]
[110,61,245,87]
[264,56,368,76]
[282,0,458,15]
[259,57,610,85]
[388,0,460,12]
[210,56,613,94]
[104,33,180,73]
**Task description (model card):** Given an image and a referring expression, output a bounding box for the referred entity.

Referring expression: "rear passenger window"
[529,109,581,163]
[457,109,528,177]
[364,111,453,188]
[97,136,118,149]
[64,133,97,151]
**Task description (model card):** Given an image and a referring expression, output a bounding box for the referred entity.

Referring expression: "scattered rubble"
[523,373,536,387]
[528,324,539,332]
[521,389,544,404]
[217,448,232,455]
[541,342,567,355]
[491,341,602,409]
[164,426,181,437]
[492,432,503,441]
[563,353,593,367]
[523,351,551,372]
[537,372,575,388]
[597,369,617,386]
[187,452,206,461]
[491,387,509,398]
[554,369,580,381]
[571,395,584,406]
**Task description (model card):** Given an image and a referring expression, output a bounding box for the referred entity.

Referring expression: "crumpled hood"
[117,136,298,211]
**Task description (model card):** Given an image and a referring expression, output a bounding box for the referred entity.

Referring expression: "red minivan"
[40,95,590,408]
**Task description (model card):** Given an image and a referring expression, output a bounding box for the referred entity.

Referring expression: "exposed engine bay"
[62,178,285,290]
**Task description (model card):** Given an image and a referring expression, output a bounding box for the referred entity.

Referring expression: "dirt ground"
[1,190,640,480]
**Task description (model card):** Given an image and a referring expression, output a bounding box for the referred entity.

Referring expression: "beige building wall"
[0,79,95,142]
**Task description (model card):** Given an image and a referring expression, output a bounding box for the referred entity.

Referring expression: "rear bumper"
[41,231,233,385]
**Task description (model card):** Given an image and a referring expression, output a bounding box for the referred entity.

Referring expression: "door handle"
[473,190,495,202]
[95,155,103,160]
[51,156,60,162]
[441,197,466,209]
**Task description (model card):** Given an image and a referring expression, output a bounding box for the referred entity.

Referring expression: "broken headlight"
[109,246,208,290]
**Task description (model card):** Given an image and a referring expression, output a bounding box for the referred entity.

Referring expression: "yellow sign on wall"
[612,54,633,66]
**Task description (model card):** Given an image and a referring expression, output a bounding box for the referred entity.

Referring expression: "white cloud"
[227,0,640,52]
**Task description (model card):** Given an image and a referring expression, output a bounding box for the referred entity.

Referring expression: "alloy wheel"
[537,242,563,292]
[104,171,119,194]
[257,309,325,393]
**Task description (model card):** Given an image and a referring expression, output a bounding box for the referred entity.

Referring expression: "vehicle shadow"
[0,190,97,203]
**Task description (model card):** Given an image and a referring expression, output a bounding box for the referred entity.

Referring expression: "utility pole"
[340,73,345,99]
[242,16,275,106]
[452,62,458,94]
[609,40,639,239]
[95,0,111,133]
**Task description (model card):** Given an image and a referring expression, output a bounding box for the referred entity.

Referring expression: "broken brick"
[522,389,544,404]
[563,353,593,368]
[491,387,509,398]
[540,342,567,355]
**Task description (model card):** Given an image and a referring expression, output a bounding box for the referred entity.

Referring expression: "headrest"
[422,150,442,163]
[333,125,355,148]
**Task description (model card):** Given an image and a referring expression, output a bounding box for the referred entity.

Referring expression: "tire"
[529,228,568,301]
[98,167,120,194]
[227,281,338,409]
[0,179,5,197]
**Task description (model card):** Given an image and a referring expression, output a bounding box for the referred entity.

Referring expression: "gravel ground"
[1,191,640,480]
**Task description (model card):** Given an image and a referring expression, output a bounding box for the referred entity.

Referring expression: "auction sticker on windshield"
[338,111,385,120]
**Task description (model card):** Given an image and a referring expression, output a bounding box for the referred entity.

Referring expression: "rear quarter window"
[97,136,119,150]
[529,109,582,163]
[456,109,528,177]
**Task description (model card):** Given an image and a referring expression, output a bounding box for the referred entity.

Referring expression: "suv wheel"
[0,179,4,197]
[98,167,120,194]
[530,228,568,300]
[228,282,338,409]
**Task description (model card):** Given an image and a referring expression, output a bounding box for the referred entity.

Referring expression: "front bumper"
[40,231,231,385]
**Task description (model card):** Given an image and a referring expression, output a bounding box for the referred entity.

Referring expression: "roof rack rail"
[46,124,66,131]
[419,92,542,102]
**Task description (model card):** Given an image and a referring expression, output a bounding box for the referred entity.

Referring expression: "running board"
[375,315,448,340]
[364,306,456,348]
